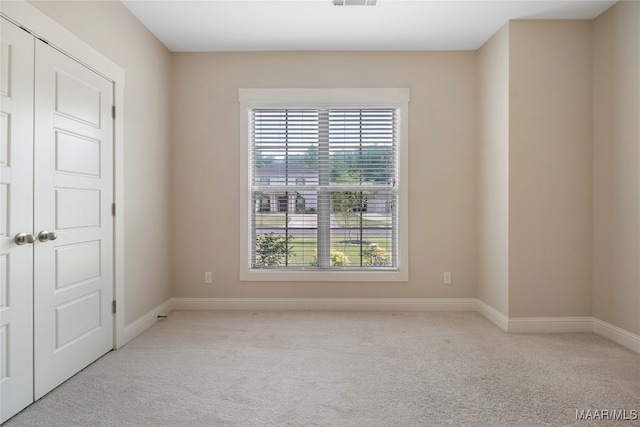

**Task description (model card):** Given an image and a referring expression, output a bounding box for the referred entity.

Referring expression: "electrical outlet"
[444,272,452,285]
[204,272,213,284]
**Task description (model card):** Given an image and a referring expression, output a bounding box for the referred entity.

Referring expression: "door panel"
[55,71,102,127]
[55,131,101,176]
[55,240,101,289]
[0,19,35,424]
[56,188,101,229]
[33,39,113,400]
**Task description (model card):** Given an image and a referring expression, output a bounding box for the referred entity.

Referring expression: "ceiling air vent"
[333,0,377,5]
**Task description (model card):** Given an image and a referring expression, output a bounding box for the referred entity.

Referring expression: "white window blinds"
[249,107,399,270]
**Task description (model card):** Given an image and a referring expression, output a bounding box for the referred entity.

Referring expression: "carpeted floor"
[5,311,640,427]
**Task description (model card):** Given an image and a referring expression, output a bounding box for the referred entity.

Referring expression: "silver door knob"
[15,233,36,245]
[38,230,58,242]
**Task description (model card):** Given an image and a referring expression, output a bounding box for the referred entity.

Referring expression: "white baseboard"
[120,299,172,347]
[170,297,478,312]
[507,316,594,333]
[118,298,639,355]
[476,300,509,332]
[593,318,640,353]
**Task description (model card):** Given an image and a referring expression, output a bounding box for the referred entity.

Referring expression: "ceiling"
[121,0,617,52]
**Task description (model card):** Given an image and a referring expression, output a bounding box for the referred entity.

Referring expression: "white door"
[32,40,114,399]
[0,20,35,423]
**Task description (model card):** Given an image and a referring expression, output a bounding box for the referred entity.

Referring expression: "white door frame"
[0,0,126,348]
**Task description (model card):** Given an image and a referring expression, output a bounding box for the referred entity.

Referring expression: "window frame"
[239,88,409,282]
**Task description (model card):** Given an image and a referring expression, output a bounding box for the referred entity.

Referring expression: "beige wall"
[593,1,640,334]
[171,51,477,299]
[29,1,173,325]
[508,21,593,318]
[477,24,510,316]
[21,1,638,336]
[477,20,596,320]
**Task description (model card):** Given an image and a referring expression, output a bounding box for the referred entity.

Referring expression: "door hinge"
[112,105,116,119]
[111,203,116,216]
[112,300,117,314]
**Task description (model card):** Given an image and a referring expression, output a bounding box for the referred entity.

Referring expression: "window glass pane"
[329,109,396,186]
[329,190,395,268]
[253,193,318,268]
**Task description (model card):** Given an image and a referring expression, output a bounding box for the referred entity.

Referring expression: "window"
[239,89,409,282]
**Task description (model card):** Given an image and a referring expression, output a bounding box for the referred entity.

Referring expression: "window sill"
[240,268,408,282]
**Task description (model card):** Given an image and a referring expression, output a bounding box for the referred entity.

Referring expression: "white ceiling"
[121,0,617,52]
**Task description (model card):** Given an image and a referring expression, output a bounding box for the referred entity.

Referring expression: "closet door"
[33,39,114,399]
[0,20,35,424]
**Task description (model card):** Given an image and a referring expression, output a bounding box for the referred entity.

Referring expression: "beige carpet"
[5,311,640,426]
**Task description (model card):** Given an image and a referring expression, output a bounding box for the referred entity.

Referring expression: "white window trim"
[239,88,409,282]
